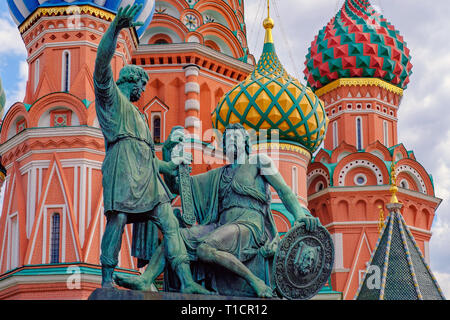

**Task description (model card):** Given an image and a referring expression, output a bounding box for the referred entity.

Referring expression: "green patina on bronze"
[115,124,322,298]
[95,4,329,299]
[94,4,210,295]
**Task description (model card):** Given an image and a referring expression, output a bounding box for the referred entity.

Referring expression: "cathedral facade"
[0,0,441,300]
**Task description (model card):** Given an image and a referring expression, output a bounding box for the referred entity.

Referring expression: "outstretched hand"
[115,4,145,30]
[295,216,321,232]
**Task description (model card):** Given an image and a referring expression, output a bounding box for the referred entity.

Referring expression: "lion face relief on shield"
[293,242,321,277]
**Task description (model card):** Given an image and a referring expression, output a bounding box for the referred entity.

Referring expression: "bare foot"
[252,278,274,298]
[182,282,215,295]
[113,274,153,291]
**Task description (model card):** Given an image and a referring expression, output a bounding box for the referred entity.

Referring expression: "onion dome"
[212,9,328,153]
[7,0,155,37]
[304,0,412,91]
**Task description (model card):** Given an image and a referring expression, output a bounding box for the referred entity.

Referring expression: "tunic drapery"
[94,77,174,216]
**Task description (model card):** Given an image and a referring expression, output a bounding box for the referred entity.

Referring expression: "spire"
[355,205,446,300]
[263,0,274,44]
[378,205,385,233]
[356,158,446,300]
[389,162,399,204]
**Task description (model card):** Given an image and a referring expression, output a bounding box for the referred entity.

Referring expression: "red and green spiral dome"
[304,0,412,91]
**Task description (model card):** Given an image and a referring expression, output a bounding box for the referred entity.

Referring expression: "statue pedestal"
[88,288,285,319]
[87,288,341,318]
[88,288,270,300]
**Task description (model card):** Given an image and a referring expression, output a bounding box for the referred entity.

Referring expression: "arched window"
[400,179,409,190]
[383,120,389,147]
[333,121,338,149]
[154,39,168,44]
[50,213,60,264]
[34,58,40,93]
[356,117,363,150]
[149,34,172,45]
[153,115,161,144]
[8,214,19,270]
[292,166,298,195]
[315,181,325,192]
[204,40,220,52]
[62,50,71,92]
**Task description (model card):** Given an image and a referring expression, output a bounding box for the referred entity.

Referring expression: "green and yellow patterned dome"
[212,11,328,153]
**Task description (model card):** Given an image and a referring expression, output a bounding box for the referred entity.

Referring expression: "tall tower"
[212,1,328,240]
[355,175,445,300]
[303,0,441,299]
[8,0,149,105]
[0,0,256,299]
[0,0,153,299]
[132,0,254,154]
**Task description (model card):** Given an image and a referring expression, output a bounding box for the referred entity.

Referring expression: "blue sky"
[0,0,449,298]
[0,4,28,117]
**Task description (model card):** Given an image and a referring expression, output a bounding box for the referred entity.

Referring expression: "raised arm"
[256,154,320,232]
[94,4,144,85]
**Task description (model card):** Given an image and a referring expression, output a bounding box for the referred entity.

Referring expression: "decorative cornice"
[20,5,113,33]
[315,78,404,98]
[0,126,104,155]
[307,184,442,207]
[253,142,312,160]
[136,42,254,74]
[19,5,139,46]
[323,220,432,236]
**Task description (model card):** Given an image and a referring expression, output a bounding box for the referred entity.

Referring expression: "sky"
[0,0,449,298]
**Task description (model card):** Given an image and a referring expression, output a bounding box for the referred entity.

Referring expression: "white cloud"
[3,60,28,115]
[0,13,27,116]
[0,17,26,55]
[433,271,450,299]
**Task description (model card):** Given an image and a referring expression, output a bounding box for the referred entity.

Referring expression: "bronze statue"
[294,242,321,277]
[94,4,209,295]
[115,124,321,298]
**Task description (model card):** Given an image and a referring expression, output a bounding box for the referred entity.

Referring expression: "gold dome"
[212,1,329,153]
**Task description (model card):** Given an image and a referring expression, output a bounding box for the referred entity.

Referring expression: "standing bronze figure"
[94,4,209,295]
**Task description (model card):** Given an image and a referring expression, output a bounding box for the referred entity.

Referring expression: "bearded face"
[224,129,246,163]
[129,79,146,102]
